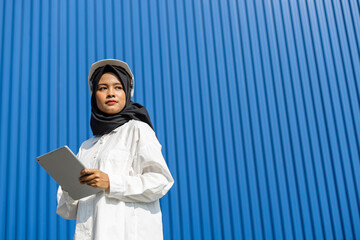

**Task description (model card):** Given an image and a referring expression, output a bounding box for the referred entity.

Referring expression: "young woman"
[56,59,174,240]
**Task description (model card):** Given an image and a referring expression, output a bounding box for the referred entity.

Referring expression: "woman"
[56,59,174,240]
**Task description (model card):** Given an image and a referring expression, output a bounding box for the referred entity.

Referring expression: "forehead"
[98,72,122,85]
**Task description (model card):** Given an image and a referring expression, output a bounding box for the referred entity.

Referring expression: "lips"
[106,100,118,104]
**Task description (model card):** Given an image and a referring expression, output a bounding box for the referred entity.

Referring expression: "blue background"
[0,0,359,239]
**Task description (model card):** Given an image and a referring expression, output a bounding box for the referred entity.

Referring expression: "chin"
[102,107,122,115]
[99,104,124,115]
[105,110,120,115]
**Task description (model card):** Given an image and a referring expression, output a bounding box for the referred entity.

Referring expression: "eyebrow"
[98,83,122,86]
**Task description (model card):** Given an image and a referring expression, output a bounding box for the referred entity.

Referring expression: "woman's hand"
[79,169,110,190]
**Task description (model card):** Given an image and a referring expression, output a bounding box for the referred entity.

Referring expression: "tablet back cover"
[36,146,102,200]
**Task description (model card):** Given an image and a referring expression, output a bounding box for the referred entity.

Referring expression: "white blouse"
[56,120,174,240]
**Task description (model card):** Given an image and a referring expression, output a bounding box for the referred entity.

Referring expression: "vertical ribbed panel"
[0,0,359,239]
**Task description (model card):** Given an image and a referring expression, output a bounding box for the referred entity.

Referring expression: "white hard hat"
[88,59,135,98]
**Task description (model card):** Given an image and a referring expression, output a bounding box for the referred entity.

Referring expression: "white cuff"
[63,190,77,204]
[106,173,125,198]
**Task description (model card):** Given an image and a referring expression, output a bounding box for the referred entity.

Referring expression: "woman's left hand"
[79,169,110,190]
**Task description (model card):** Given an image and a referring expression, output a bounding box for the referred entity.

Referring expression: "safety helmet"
[88,59,135,98]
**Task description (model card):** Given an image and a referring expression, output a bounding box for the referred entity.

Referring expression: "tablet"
[36,145,102,200]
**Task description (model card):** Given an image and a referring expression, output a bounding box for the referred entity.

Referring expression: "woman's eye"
[98,87,107,91]
[115,86,123,90]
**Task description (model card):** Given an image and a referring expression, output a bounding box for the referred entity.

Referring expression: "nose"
[107,87,115,97]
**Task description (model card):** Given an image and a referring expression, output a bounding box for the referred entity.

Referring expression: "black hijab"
[90,64,153,136]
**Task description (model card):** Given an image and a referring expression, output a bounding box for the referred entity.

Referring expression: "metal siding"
[0,0,359,239]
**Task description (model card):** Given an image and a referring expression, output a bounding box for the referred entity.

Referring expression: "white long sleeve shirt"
[56,120,174,240]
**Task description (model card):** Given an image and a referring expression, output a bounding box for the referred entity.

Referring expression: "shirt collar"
[112,123,127,133]
[90,136,101,145]
[91,126,120,144]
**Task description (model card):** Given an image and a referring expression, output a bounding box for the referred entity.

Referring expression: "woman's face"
[95,72,126,115]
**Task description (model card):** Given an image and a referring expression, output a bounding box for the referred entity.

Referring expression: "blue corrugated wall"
[0,0,359,239]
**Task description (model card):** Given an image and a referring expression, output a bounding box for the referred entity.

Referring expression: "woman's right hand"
[79,169,110,190]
